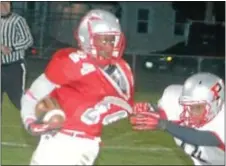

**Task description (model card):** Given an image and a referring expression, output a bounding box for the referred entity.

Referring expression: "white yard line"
[106,131,135,142]
[2,125,136,143]
[1,141,172,152]
[102,145,172,152]
[2,125,174,152]
[2,125,140,145]
[2,141,31,148]
[2,125,23,128]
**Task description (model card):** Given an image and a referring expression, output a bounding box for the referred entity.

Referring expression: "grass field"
[1,91,193,165]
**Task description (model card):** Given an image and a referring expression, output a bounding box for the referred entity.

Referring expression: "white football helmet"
[179,72,224,128]
[75,9,125,66]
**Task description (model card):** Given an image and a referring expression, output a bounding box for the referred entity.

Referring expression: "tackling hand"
[130,102,167,131]
[132,102,155,114]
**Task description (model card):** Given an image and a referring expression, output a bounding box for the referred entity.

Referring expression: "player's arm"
[157,106,225,149]
[157,94,224,148]
[130,102,223,148]
[158,120,223,147]
[20,74,59,135]
[21,48,74,132]
[45,47,84,85]
[21,48,83,119]
[21,48,95,135]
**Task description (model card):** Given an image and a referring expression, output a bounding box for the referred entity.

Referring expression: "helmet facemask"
[90,31,125,66]
[178,73,224,128]
[179,100,213,128]
[76,11,125,67]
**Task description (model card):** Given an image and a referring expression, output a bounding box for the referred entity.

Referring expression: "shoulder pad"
[158,84,183,120]
[51,48,79,60]
[45,48,91,85]
[68,50,88,63]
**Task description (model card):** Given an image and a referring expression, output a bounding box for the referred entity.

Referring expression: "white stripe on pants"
[20,62,26,93]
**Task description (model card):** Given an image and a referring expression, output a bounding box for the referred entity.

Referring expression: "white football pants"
[30,132,100,165]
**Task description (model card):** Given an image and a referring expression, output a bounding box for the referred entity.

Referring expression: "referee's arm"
[12,17,33,51]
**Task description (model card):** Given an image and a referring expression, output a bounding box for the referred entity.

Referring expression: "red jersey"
[46,48,134,137]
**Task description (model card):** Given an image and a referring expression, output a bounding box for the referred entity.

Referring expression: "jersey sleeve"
[45,48,88,85]
[157,84,183,121]
[20,74,58,129]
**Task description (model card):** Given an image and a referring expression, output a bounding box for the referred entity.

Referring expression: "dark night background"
[22,1,225,78]
[68,1,225,57]
[67,1,225,22]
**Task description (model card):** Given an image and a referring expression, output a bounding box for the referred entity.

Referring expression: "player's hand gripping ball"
[35,97,65,129]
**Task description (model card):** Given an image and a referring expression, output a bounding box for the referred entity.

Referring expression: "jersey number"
[102,110,128,125]
[81,104,109,125]
[180,141,207,163]
[81,63,95,75]
[69,52,87,63]
[81,104,128,125]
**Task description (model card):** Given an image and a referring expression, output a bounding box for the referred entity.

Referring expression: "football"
[35,97,65,127]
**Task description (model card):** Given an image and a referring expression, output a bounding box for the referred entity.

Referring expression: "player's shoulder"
[50,47,93,65]
[46,48,77,69]
[158,84,183,107]
[203,105,224,129]
[201,105,225,142]
[161,84,183,100]
[45,48,97,84]
[158,84,183,120]
[51,47,81,60]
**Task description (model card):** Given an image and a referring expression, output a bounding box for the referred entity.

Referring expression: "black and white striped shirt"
[1,13,33,64]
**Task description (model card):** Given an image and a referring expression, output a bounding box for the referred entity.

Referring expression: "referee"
[1,2,33,110]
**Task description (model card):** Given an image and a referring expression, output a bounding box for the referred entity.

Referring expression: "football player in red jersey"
[21,9,134,165]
